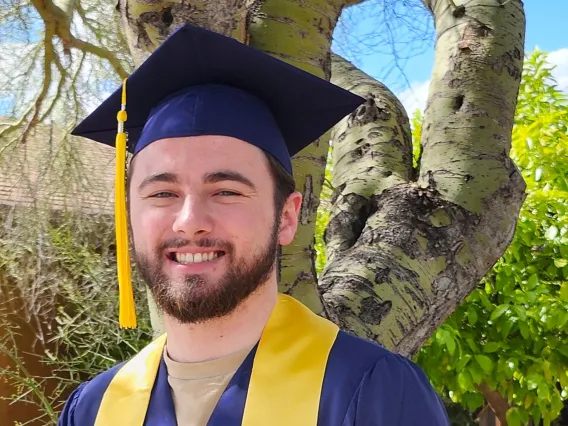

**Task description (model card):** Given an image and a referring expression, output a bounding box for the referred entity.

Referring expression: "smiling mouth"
[167,251,226,264]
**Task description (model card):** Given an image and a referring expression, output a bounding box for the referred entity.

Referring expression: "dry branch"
[30,0,128,78]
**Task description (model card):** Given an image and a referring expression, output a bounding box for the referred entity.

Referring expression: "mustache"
[158,237,234,253]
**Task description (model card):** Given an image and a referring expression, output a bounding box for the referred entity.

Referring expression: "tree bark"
[115,0,527,354]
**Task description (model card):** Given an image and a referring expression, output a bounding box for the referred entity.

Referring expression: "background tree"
[0,0,528,422]
[413,50,568,426]
[314,50,568,426]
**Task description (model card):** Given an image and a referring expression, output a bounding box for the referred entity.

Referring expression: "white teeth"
[174,252,219,264]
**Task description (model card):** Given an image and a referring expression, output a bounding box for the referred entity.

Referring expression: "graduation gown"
[57,295,450,426]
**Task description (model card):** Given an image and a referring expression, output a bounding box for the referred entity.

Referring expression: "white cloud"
[397,80,430,116]
[547,48,568,93]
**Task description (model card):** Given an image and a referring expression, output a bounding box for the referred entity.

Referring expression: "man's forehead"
[130,136,268,180]
[136,135,266,163]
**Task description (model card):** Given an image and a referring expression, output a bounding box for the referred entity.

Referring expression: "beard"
[134,218,280,324]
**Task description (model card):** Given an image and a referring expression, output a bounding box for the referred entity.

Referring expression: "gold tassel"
[115,79,136,328]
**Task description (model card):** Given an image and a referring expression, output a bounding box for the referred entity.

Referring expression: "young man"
[58,24,450,426]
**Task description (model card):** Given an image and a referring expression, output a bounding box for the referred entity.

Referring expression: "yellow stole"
[94,294,339,425]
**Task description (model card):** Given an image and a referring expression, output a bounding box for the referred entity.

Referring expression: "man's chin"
[162,262,221,284]
[162,294,243,325]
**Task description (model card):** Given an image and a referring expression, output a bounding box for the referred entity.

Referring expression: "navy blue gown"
[57,330,449,425]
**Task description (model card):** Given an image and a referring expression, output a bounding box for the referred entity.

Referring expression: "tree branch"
[117,0,251,67]
[325,53,413,266]
[20,33,55,143]
[319,0,526,357]
[247,0,349,316]
[476,382,510,426]
[0,43,43,141]
[30,0,128,78]
[0,34,54,145]
[38,43,69,122]
[66,37,128,79]
[419,0,524,214]
[56,0,76,16]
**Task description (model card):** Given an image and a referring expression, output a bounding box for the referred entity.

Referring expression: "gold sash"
[94,294,339,425]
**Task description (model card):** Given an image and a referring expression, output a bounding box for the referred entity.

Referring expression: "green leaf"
[483,342,500,353]
[557,311,568,328]
[560,283,568,301]
[543,360,552,382]
[455,353,472,371]
[490,304,509,322]
[537,381,550,399]
[558,345,568,358]
[519,321,531,339]
[457,369,473,390]
[507,407,523,426]
[514,306,527,321]
[527,273,539,290]
[475,354,494,374]
[468,362,485,384]
[466,338,478,352]
[532,405,542,426]
[467,306,478,326]
[554,258,568,268]
[547,262,558,278]
[442,330,456,355]
[501,318,514,339]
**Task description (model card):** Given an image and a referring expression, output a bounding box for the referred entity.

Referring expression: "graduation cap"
[72,24,365,328]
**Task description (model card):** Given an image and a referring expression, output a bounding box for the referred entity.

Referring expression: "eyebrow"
[138,170,257,192]
[203,170,256,191]
[138,172,179,192]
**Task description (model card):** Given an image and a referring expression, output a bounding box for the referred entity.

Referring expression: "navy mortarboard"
[72,24,364,176]
[72,24,364,328]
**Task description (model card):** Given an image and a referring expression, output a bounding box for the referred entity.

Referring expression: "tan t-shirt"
[163,345,252,426]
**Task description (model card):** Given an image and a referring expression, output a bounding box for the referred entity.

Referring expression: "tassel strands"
[115,79,136,328]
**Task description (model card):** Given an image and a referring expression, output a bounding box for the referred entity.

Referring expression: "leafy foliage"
[412,50,568,426]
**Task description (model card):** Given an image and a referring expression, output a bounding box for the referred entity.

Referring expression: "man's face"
[128,135,300,324]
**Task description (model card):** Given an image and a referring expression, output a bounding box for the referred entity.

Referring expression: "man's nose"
[172,195,213,236]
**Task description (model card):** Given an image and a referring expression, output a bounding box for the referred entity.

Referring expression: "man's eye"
[216,190,240,196]
[150,192,176,198]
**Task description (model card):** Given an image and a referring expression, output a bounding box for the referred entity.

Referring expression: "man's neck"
[164,282,278,363]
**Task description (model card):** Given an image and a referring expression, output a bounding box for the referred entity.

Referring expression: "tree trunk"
[476,383,509,426]
[116,0,527,353]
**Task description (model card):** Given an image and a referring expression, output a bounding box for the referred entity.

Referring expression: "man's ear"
[278,191,302,246]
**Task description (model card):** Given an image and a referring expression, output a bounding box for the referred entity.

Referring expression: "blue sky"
[332,0,568,114]
[1,1,564,118]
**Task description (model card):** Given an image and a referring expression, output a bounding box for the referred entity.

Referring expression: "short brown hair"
[262,151,296,214]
